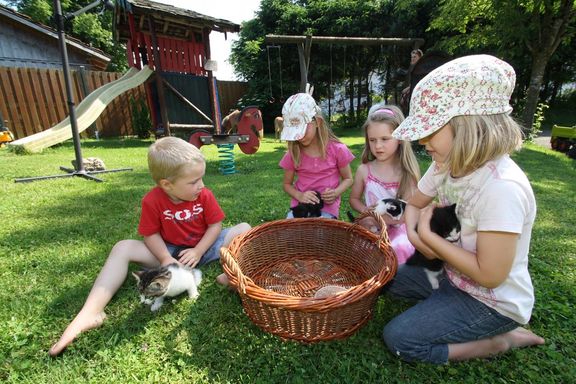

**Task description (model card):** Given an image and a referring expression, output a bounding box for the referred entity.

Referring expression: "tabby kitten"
[132,263,202,311]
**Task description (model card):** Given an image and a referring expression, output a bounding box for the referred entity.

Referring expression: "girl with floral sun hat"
[383,54,544,364]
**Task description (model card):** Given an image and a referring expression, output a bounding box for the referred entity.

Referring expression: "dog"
[221,109,242,134]
[274,116,283,141]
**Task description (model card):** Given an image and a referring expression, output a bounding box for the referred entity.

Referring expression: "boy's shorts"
[165,228,230,267]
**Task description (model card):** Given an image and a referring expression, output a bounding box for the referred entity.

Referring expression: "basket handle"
[220,246,250,294]
[354,209,391,246]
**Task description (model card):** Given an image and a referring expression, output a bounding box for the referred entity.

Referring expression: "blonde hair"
[441,113,523,177]
[361,104,421,200]
[288,113,341,166]
[148,136,205,183]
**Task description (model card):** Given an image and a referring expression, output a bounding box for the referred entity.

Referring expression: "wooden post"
[148,16,170,136]
[204,27,221,134]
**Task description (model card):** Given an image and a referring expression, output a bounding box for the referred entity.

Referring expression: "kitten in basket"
[405,203,461,289]
[132,263,202,312]
[291,191,324,218]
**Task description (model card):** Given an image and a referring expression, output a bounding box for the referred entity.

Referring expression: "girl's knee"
[383,320,432,363]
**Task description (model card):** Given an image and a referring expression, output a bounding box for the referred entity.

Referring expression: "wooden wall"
[0,66,248,140]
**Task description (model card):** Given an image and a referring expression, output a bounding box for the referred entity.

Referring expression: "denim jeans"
[382,264,519,364]
[166,228,230,267]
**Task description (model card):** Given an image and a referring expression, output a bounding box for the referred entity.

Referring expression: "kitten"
[291,191,324,218]
[132,263,202,312]
[347,198,407,232]
[405,204,461,289]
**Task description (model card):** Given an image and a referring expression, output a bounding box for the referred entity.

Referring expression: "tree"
[430,0,576,129]
[230,0,425,123]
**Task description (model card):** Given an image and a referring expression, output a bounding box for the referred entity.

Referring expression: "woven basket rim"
[221,216,397,312]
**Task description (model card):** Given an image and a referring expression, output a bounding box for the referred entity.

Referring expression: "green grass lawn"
[0,135,574,383]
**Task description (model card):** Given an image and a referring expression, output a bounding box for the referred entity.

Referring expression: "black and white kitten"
[132,263,202,312]
[405,204,461,289]
[291,191,324,218]
[347,198,407,232]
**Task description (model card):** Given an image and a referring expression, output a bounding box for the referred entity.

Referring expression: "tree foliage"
[230,0,433,123]
[429,0,576,128]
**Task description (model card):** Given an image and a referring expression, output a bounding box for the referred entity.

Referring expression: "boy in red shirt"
[49,137,250,356]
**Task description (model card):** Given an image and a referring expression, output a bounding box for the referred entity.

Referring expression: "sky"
[157,0,262,80]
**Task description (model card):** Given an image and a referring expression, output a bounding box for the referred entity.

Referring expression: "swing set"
[264,34,425,117]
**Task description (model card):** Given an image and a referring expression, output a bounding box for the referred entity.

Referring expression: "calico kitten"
[132,263,202,312]
[291,191,324,218]
[405,204,461,289]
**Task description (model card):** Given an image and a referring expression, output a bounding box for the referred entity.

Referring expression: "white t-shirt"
[419,155,536,324]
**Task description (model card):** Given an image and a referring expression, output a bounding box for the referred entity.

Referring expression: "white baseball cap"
[281,93,321,141]
[393,54,516,141]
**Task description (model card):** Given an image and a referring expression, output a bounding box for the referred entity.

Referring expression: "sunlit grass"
[0,137,574,383]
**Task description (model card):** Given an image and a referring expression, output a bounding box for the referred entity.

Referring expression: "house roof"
[0,4,111,66]
[114,0,241,41]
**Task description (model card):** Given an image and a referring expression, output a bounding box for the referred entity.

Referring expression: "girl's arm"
[283,169,320,204]
[349,164,368,212]
[418,206,517,288]
[405,190,437,258]
[322,164,353,204]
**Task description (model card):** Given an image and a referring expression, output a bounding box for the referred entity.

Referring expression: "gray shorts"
[165,228,230,267]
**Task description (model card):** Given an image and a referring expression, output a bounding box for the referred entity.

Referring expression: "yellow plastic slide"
[10,66,154,153]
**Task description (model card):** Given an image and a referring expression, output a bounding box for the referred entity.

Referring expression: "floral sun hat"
[281,93,321,141]
[393,54,516,141]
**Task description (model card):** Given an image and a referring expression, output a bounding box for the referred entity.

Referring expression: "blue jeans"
[382,264,519,364]
[165,228,230,267]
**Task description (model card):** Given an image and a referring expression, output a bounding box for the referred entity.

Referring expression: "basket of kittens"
[219,210,397,342]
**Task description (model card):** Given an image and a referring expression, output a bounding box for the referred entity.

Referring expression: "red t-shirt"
[138,187,225,247]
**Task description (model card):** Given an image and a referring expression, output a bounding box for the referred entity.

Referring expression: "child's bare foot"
[499,327,545,349]
[216,273,229,286]
[49,310,107,356]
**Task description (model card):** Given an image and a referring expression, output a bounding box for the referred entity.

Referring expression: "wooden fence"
[0,66,248,140]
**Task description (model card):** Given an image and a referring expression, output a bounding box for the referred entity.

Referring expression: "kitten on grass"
[132,263,202,312]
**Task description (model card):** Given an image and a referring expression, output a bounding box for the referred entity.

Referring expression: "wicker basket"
[220,211,397,342]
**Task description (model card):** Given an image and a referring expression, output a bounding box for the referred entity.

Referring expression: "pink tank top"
[363,164,414,264]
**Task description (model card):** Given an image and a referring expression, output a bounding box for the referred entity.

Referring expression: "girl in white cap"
[383,54,544,363]
[279,93,354,219]
[349,104,420,264]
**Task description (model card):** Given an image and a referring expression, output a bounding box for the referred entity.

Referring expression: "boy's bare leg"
[49,240,159,356]
[448,327,544,361]
[216,223,251,286]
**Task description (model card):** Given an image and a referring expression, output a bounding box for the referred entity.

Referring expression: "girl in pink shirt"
[279,93,354,219]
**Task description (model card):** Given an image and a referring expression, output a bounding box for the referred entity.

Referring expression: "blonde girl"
[279,93,354,219]
[349,104,420,264]
[383,54,544,364]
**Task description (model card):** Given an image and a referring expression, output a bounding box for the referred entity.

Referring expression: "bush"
[130,96,152,139]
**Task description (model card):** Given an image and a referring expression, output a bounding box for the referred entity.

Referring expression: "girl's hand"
[357,216,380,233]
[417,204,435,237]
[299,191,321,204]
[321,188,337,204]
[178,248,202,268]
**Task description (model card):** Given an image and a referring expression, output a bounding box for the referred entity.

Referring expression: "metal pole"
[14,0,133,182]
[53,0,86,174]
